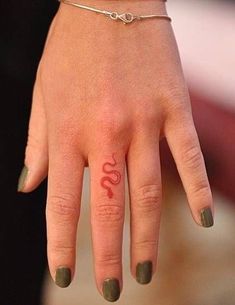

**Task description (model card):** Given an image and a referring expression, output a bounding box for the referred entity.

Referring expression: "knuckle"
[25,132,43,157]
[169,101,188,116]
[164,96,192,123]
[101,118,127,137]
[191,181,212,200]
[133,103,160,127]
[27,132,40,148]
[96,252,121,267]
[95,110,131,140]
[162,79,190,106]
[133,184,162,214]
[182,142,203,170]
[52,118,78,141]
[134,238,157,250]
[49,242,74,256]
[47,193,79,219]
[93,203,124,224]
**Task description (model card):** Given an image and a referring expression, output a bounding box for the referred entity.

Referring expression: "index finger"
[165,110,214,227]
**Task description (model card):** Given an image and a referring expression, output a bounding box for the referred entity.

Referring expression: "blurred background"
[0,0,234,304]
[43,0,235,304]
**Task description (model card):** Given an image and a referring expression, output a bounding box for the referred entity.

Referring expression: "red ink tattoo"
[100,153,121,198]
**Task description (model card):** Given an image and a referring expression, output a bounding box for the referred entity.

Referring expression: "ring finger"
[89,149,126,302]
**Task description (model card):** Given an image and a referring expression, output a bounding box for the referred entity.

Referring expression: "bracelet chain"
[58,0,171,24]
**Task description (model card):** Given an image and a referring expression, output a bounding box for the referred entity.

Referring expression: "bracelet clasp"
[109,12,135,24]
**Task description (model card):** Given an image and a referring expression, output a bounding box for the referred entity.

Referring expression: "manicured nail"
[102,278,120,302]
[55,267,71,288]
[17,166,28,192]
[136,261,152,284]
[200,207,214,227]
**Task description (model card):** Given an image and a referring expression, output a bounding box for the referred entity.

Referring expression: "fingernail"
[136,261,152,284]
[55,267,71,288]
[200,207,214,227]
[17,166,28,192]
[102,278,120,302]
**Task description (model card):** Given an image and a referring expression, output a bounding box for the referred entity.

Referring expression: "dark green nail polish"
[102,278,120,302]
[201,207,214,227]
[17,166,28,192]
[55,267,71,288]
[136,261,152,284]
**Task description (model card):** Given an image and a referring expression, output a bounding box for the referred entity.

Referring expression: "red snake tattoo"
[100,153,121,198]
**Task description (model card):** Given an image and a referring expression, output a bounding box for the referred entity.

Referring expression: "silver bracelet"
[58,0,171,24]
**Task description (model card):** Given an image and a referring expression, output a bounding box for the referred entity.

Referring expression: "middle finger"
[127,127,162,285]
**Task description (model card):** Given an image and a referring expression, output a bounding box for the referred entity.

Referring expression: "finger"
[165,109,214,227]
[46,134,85,288]
[18,65,48,192]
[127,128,162,285]
[89,150,125,302]
[18,12,58,192]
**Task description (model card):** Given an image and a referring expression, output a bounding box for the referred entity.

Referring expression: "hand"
[18,0,214,302]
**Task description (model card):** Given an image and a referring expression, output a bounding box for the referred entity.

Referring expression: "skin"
[20,0,214,299]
